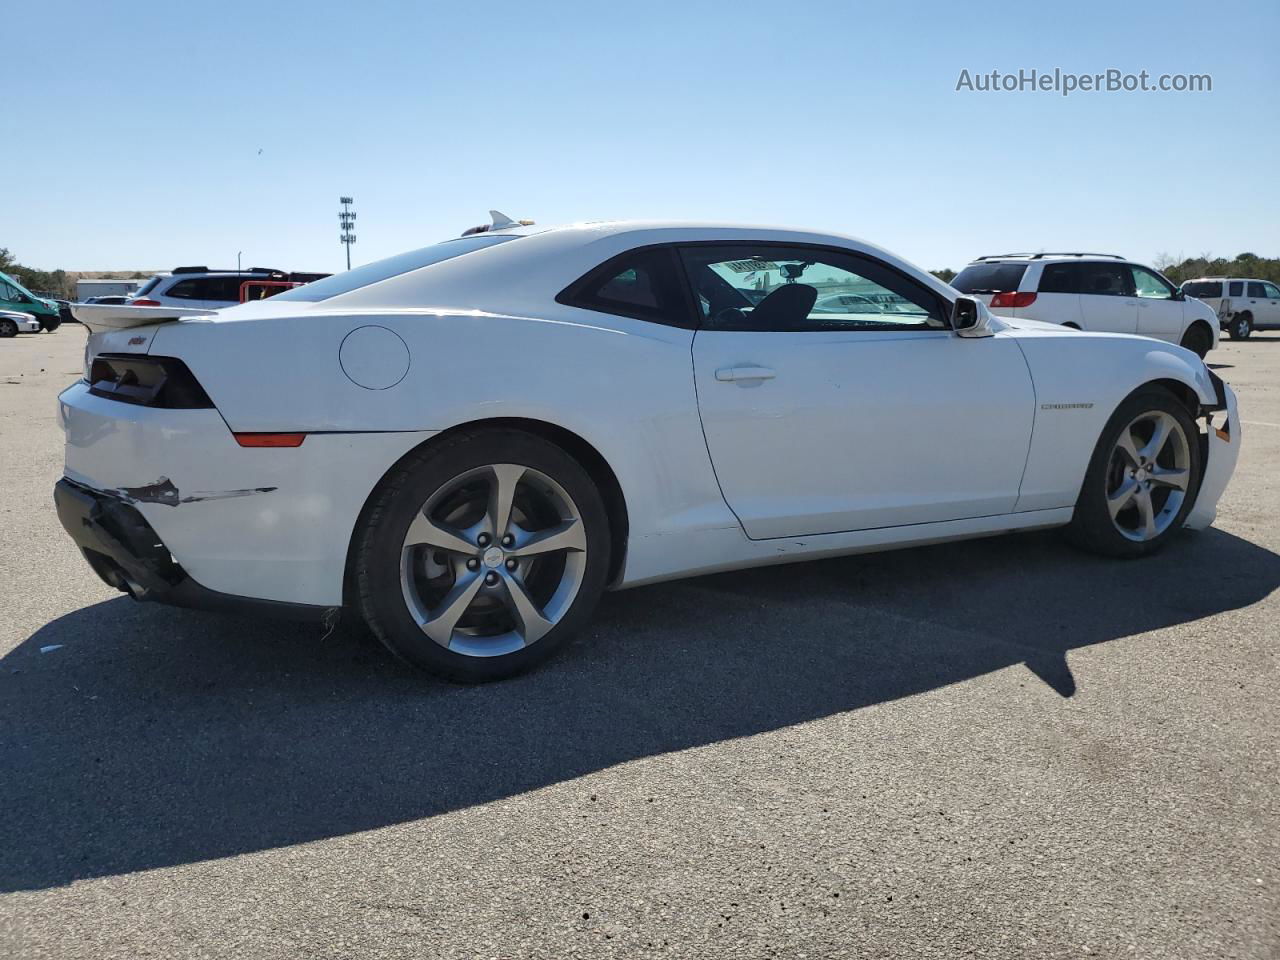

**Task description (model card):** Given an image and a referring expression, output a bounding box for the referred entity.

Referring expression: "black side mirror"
[952,297,979,330]
[1173,289,1186,301]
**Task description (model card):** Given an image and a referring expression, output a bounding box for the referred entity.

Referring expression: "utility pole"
[338,197,357,270]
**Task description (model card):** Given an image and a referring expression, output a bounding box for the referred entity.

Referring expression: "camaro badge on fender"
[1041,402,1094,410]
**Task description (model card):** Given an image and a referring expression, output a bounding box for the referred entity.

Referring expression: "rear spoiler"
[71,303,215,335]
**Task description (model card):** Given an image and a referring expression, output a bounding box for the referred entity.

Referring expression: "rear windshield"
[274,235,514,302]
[1181,280,1223,298]
[951,262,1028,294]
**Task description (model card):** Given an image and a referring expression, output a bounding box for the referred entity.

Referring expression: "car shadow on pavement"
[2,527,1277,892]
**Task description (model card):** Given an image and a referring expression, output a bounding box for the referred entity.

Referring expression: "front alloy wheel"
[1104,411,1191,542]
[1067,387,1201,558]
[357,430,610,681]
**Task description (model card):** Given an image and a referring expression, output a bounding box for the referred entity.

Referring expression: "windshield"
[952,262,1028,294]
[274,235,514,302]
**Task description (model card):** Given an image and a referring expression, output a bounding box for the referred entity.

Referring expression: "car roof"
[966,253,1128,264]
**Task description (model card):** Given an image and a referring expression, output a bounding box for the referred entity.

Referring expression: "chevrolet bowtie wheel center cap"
[482,546,505,569]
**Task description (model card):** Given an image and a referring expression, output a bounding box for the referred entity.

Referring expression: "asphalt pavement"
[1,326,1276,958]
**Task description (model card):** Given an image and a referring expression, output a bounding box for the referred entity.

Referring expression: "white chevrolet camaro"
[61,216,1240,681]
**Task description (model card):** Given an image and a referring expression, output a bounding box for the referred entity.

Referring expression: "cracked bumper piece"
[1184,381,1239,531]
[54,478,329,620]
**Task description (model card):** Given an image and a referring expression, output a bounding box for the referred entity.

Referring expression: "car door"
[1076,261,1137,333]
[1250,281,1280,329]
[683,243,1036,539]
[1131,264,1184,341]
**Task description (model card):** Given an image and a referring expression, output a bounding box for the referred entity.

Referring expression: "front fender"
[1011,334,1218,512]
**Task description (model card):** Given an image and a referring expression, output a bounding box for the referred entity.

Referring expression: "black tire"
[1066,387,1202,559]
[1228,313,1252,340]
[0,319,17,338]
[1180,322,1212,359]
[355,429,611,682]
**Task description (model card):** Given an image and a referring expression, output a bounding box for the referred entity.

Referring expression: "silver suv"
[129,266,329,310]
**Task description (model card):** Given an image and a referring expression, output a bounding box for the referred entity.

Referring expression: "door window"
[1247,282,1267,298]
[1130,266,1175,299]
[1263,282,1280,299]
[1228,281,1244,296]
[677,245,945,331]
[1079,263,1133,297]
[1038,262,1081,293]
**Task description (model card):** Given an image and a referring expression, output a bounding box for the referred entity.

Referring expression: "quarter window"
[678,245,945,331]
[559,247,687,325]
[1130,266,1174,299]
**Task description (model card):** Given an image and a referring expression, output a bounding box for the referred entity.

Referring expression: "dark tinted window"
[1181,281,1222,298]
[164,279,214,300]
[951,262,1028,294]
[561,247,686,325]
[1079,262,1132,297]
[1038,262,1080,294]
[1247,282,1267,298]
[134,276,163,297]
[1228,281,1244,296]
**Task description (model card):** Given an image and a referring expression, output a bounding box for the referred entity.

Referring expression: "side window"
[1,282,20,302]
[558,247,687,325]
[1247,282,1267,298]
[165,279,201,300]
[1228,281,1244,297]
[1131,265,1174,299]
[1079,262,1132,297]
[1038,263,1080,294]
[678,245,945,331]
[1263,282,1280,299]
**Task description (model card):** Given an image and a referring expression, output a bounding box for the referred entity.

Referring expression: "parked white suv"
[1179,277,1280,340]
[129,266,329,310]
[952,253,1219,357]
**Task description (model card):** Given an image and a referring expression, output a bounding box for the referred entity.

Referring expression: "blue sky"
[10,0,1278,273]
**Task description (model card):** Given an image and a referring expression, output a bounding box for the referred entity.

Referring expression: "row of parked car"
[950,252,1278,358]
[0,266,330,338]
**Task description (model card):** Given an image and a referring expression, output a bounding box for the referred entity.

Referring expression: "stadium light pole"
[338,197,357,270]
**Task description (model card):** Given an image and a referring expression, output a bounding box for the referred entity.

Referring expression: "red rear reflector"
[130,298,161,306]
[233,432,306,448]
[989,291,1037,308]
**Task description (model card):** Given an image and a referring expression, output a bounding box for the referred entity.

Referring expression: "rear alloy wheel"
[1229,314,1252,340]
[356,430,610,681]
[0,318,17,338]
[1180,324,1211,358]
[1067,388,1201,558]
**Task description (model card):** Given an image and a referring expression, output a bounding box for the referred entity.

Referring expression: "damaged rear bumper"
[53,477,330,621]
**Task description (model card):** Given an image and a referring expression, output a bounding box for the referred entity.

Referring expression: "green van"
[0,272,60,331]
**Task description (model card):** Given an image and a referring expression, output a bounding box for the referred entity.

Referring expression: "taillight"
[130,298,161,306]
[88,355,213,408]
[989,291,1037,308]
